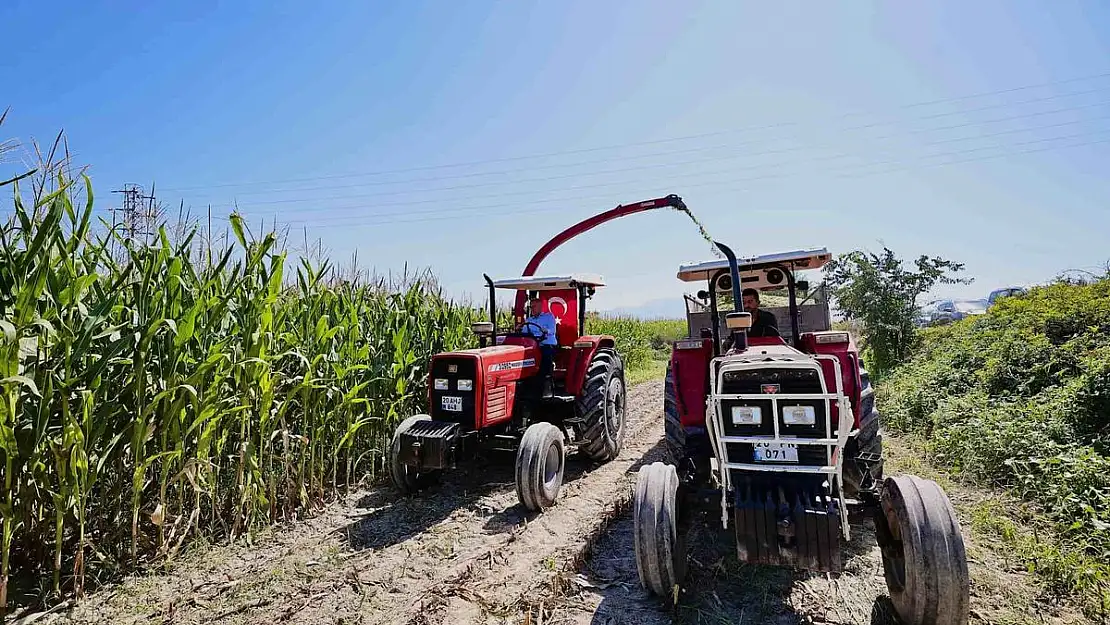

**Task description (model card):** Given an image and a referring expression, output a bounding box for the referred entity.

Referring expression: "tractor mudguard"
[562,334,616,396]
[670,338,713,427]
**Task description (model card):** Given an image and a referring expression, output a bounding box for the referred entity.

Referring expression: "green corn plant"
[4,164,679,608]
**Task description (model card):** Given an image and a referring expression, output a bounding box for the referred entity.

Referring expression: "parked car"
[918,298,987,326]
[988,286,1027,307]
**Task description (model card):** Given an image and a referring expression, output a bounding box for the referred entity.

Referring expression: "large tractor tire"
[876,475,970,625]
[577,348,626,462]
[634,462,687,602]
[390,415,442,493]
[515,422,566,512]
[663,362,686,467]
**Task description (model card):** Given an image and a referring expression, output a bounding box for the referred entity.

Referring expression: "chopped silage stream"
[45,379,1084,625]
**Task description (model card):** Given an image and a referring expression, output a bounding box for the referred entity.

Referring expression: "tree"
[825,248,972,377]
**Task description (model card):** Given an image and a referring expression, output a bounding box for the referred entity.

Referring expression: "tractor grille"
[719,366,829,440]
[486,385,508,423]
[429,356,478,429]
[721,368,824,395]
[720,400,828,438]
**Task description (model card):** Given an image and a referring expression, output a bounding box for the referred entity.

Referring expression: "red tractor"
[634,242,970,625]
[389,195,688,512]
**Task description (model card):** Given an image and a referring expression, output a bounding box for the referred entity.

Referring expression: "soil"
[33,378,1091,625]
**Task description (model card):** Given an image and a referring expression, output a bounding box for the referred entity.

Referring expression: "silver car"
[919,299,987,326]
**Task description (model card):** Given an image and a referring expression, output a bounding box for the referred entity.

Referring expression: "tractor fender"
[670,338,714,428]
[563,335,616,396]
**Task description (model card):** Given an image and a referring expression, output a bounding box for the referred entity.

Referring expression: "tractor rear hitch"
[397,420,462,471]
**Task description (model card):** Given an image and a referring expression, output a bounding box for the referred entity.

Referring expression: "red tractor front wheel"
[389,415,443,493]
[876,475,970,625]
[515,422,566,512]
[633,462,687,603]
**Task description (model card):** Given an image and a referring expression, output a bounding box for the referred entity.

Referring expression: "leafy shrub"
[881,275,1110,602]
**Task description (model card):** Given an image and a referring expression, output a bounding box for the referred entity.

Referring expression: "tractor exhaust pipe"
[483,274,497,342]
[713,241,749,352]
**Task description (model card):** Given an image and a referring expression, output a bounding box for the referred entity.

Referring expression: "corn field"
[0,173,481,605]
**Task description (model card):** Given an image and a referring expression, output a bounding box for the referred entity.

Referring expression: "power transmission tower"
[110,183,159,244]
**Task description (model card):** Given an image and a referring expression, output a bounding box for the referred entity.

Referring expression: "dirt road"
[47,379,1088,625]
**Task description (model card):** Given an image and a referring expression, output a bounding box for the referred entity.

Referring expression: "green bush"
[880,275,1110,602]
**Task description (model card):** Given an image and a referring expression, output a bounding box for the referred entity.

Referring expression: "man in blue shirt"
[522,292,558,397]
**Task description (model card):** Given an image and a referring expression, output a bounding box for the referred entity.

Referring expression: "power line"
[178,94,1110,201]
[160,70,1110,193]
[229,113,1110,213]
[262,132,1110,230]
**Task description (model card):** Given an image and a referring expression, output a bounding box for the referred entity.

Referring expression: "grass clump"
[880,276,1110,613]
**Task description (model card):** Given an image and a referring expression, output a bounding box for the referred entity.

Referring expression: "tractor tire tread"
[663,362,686,466]
[633,461,686,601]
[576,348,626,462]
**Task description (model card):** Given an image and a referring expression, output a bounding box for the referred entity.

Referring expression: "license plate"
[441,395,463,412]
[753,441,798,463]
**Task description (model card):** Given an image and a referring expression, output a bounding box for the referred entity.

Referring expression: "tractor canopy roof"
[491,274,606,291]
[676,247,831,283]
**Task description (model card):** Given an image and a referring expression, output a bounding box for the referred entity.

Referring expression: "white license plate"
[441,395,463,412]
[753,441,798,463]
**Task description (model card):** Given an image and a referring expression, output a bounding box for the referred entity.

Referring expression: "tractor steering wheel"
[518,321,550,340]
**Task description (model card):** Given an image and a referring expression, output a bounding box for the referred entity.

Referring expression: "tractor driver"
[721,288,779,351]
[742,288,779,338]
[522,292,558,397]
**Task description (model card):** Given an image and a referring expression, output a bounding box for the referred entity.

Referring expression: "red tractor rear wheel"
[576,348,626,462]
[633,462,687,603]
[876,475,970,625]
[663,362,686,466]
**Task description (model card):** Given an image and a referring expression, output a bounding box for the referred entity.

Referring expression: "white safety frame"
[705,351,854,539]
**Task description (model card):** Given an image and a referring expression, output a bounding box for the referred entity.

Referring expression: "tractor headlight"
[731,405,762,425]
[782,405,816,426]
[434,378,449,391]
[457,379,473,391]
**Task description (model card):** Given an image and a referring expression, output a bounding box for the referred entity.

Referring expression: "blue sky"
[3,1,1109,315]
